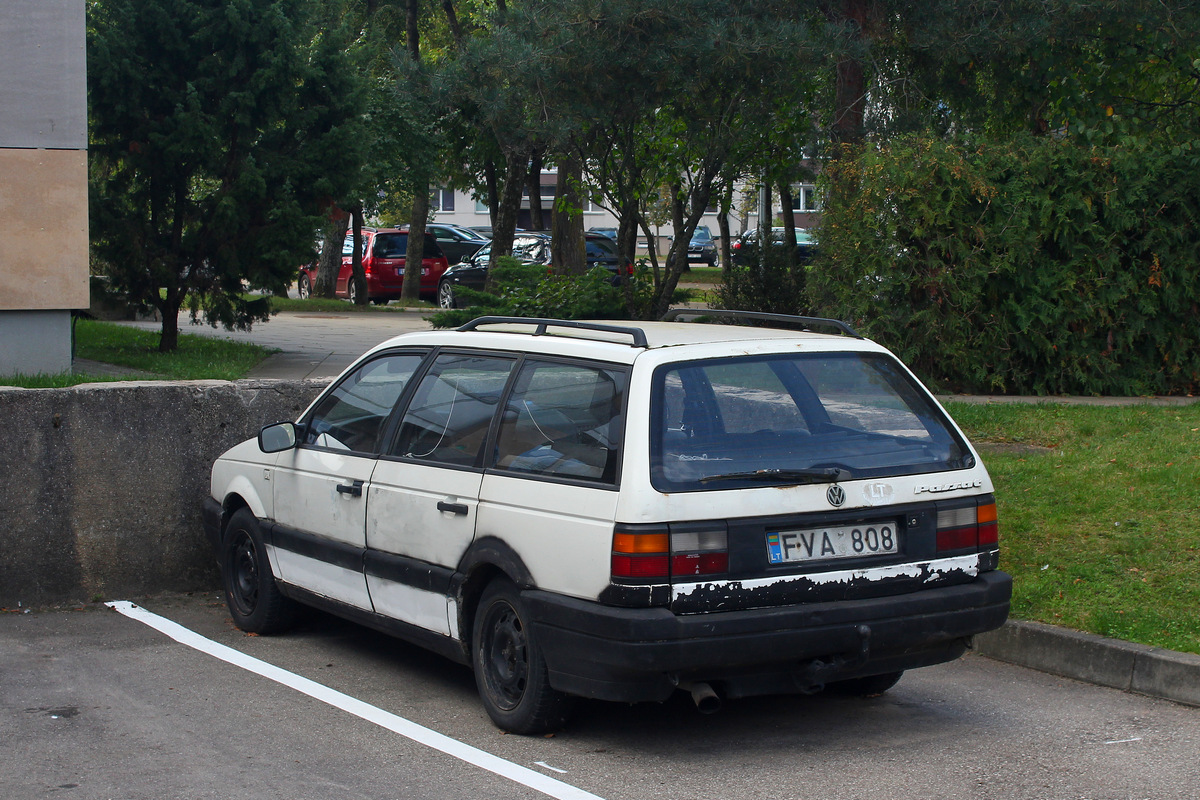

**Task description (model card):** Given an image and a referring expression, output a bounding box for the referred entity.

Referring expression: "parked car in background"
[438,231,631,309]
[731,227,817,266]
[684,225,717,266]
[469,226,494,239]
[410,223,489,265]
[205,311,1010,734]
[587,226,618,240]
[296,228,449,304]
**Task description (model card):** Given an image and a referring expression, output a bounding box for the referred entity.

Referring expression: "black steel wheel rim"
[230,532,260,616]
[481,601,528,710]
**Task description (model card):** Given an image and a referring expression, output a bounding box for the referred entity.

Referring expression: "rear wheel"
[297,273,312,299]
[221,508,298,634]
[347,278,362,304]
[830,671,903,697]
[472,578,574,734]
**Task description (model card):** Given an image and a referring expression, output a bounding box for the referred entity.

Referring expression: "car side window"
[304,353,424,453]
[493,361,626,484]
[390,353,515,467]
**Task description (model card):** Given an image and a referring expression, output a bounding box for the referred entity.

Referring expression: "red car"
[296,228,450,304]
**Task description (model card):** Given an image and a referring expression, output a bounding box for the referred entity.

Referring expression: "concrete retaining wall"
[0,379,327,607]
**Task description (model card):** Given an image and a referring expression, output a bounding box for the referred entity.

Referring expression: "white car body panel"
[476,474,620,600]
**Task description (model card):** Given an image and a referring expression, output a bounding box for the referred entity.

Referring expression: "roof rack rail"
[662,308,862,339]
[457,316,649,348]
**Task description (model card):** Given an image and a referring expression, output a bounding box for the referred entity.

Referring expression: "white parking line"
[107,601,604,800]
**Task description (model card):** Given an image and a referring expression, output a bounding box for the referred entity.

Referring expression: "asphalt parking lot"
[4,593,1199,800]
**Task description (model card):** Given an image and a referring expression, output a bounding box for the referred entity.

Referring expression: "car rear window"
[341,232,445,260]
[650,352,972,491]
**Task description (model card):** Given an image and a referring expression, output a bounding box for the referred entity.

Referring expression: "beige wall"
[0,148,89,311]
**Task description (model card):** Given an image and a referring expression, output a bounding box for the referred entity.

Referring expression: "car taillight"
[611,525,728,580]
[670,529,728,576]
[612,530,669,579]
[936,499,999,553]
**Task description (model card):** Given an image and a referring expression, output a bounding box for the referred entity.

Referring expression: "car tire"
[347,279,361,305]
[437,280,457,309]
[472,578,574,734]
[297,273,312,300]
[221,508,298,635]
[829,670,903,697]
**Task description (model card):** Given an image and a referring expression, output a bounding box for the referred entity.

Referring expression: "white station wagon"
[203,312,1011,733]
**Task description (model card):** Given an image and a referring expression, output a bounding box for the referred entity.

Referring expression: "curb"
[973,620,1200,707]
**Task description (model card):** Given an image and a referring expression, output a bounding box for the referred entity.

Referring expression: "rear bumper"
[522,570,1012,702]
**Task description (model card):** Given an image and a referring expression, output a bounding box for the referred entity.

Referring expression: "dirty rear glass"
[651,352,972,491]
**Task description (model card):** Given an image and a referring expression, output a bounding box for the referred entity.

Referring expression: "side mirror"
[258,421,299,453]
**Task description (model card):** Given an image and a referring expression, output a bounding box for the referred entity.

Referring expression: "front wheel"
[221,508,298,634]
[472,579,574,734]
[437,280,457,309]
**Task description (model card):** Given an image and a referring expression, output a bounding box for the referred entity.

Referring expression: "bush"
[716,242,810,316]
[427,257,656,328]
[811,134,1200,395]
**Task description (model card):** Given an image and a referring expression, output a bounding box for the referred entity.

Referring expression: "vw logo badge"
[827,484,846,507]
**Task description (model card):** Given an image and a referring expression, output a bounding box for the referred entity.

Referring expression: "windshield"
[650,352,972,491]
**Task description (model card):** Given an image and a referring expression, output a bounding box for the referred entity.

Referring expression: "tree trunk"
[157,289,182,352]
[349,204,368,305]
[717,182,734,270]
[778,181,797,269]
[315,212,349,298]
[550,154,585,275]
[403,181,429,300]
[484,159,498,229]
[490,149,527,260]
[527,148,545,231]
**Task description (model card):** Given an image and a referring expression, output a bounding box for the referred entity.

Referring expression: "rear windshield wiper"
[699,467,851,485]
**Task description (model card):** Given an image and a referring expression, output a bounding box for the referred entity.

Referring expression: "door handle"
[437,500,469,516]
[336,480,364,497]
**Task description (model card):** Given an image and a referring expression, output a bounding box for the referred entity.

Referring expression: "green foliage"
[428,257,656,328]
[812,134,1200,395]
[87,0,366,348]
[717,245,811,316]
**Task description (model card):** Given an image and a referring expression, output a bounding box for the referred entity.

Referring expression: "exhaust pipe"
[687,682,722,714]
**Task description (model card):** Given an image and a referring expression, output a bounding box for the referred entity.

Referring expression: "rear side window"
[493,361,626,484]
[372,233,409,258]
[651,352,971,491]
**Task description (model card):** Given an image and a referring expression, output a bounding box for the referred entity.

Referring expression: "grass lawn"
[269,295,434,313]
[946,401,1200,655]
[0,318,274,388]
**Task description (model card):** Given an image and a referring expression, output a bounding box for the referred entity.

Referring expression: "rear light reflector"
[670,528,728,578]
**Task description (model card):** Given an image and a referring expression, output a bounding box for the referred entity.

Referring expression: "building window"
[436,188,455,212]
[797,185,821,213]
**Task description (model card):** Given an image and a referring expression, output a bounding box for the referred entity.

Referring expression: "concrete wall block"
[0,379,326,606]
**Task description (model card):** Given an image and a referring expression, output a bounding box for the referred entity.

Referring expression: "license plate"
[767,522,898,564]
[396,267,405,276]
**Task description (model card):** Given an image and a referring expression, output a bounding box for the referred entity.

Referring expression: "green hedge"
[810,135,1200,396]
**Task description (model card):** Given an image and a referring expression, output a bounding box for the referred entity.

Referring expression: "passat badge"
[827,484,846,507]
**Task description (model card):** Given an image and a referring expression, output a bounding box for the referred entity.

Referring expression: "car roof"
[359,316,884,368]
